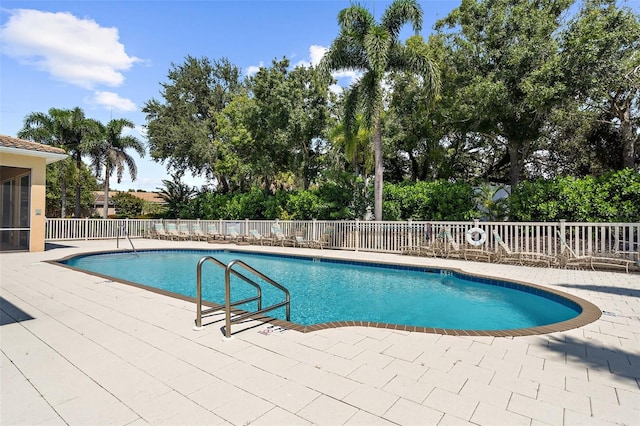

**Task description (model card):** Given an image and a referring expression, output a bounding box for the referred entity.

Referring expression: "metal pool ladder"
[117,223,137,255]
[193,256,290,340]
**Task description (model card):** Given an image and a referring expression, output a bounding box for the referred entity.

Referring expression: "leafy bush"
[508,169,640,222]
[112,192,144,218]
[383,181,476,220]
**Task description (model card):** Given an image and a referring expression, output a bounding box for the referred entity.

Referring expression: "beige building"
[0,135,67,252]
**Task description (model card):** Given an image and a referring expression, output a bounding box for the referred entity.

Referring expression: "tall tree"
[435,0,572,188]
[562,0,640,170]
[143,56,243,192]
[88,119,146,218]
[18,107,100,217]
[318,0,440,220]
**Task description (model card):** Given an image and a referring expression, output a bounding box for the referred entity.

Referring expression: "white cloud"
[88,91,137,112]
[309,45,327,66]
[1,9,140,89]
[245,62,264,77]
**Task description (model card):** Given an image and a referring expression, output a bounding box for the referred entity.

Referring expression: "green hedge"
[383,181,476,221]
[508,169,640,222]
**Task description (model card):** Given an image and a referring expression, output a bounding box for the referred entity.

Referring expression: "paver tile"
[53,387,139,425]
[564,408,618,426]
[616,388,640,408]
[519,364,566,389]
[344,410,397,425]
[490,370,539,398]
[459,379,511,410]
[590,395,640,425]
[538,383,591,415]
[383,357,429,380]
[343,384,399,417]
[261,381,321,413]
[448,361,495,385]
[382,344,424,363]
[296,394,359,425]
[285,362,359,399]
[348,363,396,388]
[249,407,311,426]
[0,356,65,426]
[470,402,530,426]
[565,376,619,405]
[326,341,366,359]
[437,413,476,426]
[383,374,434,404]
[507,393,563,425]
[351,349,394,369]
[383,397,443,425]
[419,367,468,394]
[423,387,478,421]
[316,354,361,376]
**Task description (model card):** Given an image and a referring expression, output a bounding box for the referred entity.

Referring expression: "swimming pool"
[57,249,600,335]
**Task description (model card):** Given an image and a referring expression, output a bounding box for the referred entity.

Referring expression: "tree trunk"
[619,100,635,169]
[508,143,521,190]
[75,153,82,218]
[103,171,110,219]
[61,173,67,218]
[374,117,383,221]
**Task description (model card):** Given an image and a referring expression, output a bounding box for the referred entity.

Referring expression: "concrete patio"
[1,239,639,425]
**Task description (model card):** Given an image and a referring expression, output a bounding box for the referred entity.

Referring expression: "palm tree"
[330,113,374,178]
[317,0,440,221]
[157,175,196,218]
[88,119,146,218]
[18,107,101,217]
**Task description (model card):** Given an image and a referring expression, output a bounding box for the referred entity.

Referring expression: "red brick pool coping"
[50,249,603,338]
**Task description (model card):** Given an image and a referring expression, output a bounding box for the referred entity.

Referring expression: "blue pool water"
[61,250,581,330]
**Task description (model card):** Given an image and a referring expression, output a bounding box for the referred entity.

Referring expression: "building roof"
[93,191,166,205]
[0,134,67,164]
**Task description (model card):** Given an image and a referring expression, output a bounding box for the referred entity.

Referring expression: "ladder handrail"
[117,223,137,255]
[195,256,263,328]
[224,259,290,339]
[194,256,290,338]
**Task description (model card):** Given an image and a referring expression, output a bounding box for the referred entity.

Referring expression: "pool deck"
[1,239,639,425]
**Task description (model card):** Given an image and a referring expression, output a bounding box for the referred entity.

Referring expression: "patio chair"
[271,223,295,247]
[165,223,189,241]
[152,223,170,240]
[460,226,495,262]
[492,231,554,267]
[417,228,447,257]
[556,229,634,273]
[191,223,208,241]
[292,230,313,248]
[248,229,272,245]
[443,229,464,259]
[311,226,334,250]
[223,223,245,243]
[401,224,431,256]
[177,223,193,240]
[206,223,223,240]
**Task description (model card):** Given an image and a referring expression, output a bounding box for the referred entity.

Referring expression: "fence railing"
[45,218,640,260]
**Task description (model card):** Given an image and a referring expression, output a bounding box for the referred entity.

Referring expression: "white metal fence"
[45,218,640,260]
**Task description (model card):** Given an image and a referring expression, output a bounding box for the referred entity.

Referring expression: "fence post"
[312,219,317,241]
[245,218,249,236]
[559,219,566,253]
[355,219,360,252]
[84,217,89,241]
[407,219,413,248]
